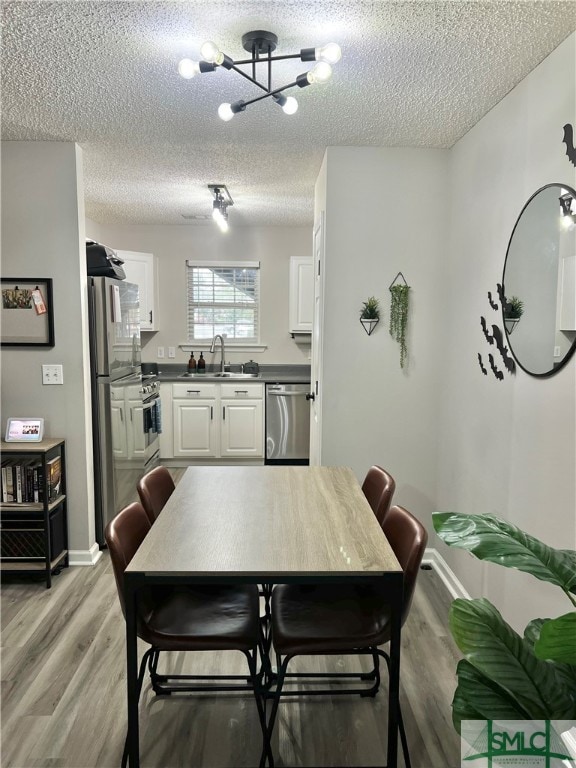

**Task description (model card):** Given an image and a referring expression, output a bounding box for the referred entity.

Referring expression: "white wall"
[1,142,97,561]
[317,35,575,634]
[318,146,449,530]
[437,32,576,631]
[88,222,312,366]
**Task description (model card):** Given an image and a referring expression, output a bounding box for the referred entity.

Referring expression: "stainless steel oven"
[142,376,160,469]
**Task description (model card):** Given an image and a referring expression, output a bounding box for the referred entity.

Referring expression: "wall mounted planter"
[360,317,379,336]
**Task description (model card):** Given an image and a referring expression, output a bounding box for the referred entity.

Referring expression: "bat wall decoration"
[488,354,504,381]
[478,285,516,379]
[562,123,576,168]
[481,316,494,345]
[491,324,516,374]
[488,291,499,311]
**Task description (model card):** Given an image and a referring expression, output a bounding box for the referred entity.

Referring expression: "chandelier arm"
[230,64,270,93]
[238,79,301,109]
[232,53,303,65]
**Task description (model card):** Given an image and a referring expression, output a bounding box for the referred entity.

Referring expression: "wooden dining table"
[124,465,404,767]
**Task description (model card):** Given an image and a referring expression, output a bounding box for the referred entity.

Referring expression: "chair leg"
[260,652,293,768]
[360,651,381,697]
[244,649,273,768]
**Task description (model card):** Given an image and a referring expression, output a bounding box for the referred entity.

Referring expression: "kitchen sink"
[213,372,260,378]
[178,372,260,378]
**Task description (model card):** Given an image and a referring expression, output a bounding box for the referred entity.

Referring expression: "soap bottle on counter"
[187,352,196,372]
[197,352,205,373]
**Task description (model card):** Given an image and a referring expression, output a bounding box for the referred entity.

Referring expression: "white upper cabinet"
[289,256,313,335]
[117,251,159,331]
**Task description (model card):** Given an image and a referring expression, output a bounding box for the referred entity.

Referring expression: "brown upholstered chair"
[361,465,396,525]
[105,502,269,767]
[136,465,175,525]
[264,505,428,768]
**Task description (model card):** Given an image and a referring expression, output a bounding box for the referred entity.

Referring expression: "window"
[187,261,260,343]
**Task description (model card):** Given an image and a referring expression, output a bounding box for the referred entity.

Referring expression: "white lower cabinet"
[172,383,217,458]
[173,401,217,457]
[221,400,264,457]
[169,381,263,460]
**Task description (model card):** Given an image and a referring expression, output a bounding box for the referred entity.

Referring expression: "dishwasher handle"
[267,390,307,397]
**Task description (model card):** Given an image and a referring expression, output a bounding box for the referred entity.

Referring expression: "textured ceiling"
[2,1,575,226]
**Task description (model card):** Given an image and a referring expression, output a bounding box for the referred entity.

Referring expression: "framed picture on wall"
[1,278,55,347]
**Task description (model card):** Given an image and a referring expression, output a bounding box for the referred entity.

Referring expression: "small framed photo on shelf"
[5,418,45,442]
[1,278,55,347]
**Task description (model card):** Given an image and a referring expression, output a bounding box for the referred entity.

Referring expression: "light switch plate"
[157,347,165,359]
[42,364,64,385]
[168,346,176,358]
[554,346,561,357]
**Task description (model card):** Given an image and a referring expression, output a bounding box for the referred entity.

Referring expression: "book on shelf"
[47,455,62,501]
[0,459,45,504]
[1,461,15,503]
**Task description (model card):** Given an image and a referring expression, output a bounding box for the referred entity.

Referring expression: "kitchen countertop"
[156,363,311,385]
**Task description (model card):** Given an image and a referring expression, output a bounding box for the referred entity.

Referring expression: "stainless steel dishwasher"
[265,383,311,464]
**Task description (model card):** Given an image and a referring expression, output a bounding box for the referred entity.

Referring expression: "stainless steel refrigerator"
[88,276,150,545]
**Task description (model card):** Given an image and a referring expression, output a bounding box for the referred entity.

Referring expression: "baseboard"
[423,547,471,600]
[68,542,103,566]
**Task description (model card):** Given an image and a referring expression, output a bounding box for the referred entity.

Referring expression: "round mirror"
[502,183,576,377]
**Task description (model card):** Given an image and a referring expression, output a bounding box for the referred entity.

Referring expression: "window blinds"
[186,261,260,343]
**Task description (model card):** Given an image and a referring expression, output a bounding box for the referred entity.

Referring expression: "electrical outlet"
[168,346,176,358]
[157,346,165,359]
[42,364,64,385]
[554,346,561,357]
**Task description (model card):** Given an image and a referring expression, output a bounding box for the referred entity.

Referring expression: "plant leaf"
[449,598,576,719]
[452,659,531,733]
[534,612,576,666]
[433,512,576,596]
[523,618,545,649]
[524,618,576,691]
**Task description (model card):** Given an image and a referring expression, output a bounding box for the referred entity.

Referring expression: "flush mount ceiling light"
[178,31,341,120]
[209,184,233,233]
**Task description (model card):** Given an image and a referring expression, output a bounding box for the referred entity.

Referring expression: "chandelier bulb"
[201,40,222,64]
[178,58,200,79]
[316,43,341,64]
[307,61,333,84]
[282,96,299,115]
[218,103,235,122]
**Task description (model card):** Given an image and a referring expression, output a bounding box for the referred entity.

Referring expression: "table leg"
[125,575,140,768]
[386,574,403,768]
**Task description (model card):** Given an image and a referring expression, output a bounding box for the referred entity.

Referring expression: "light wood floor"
[1,472,462,768]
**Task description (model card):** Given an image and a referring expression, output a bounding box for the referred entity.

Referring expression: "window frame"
[186,260,261,345]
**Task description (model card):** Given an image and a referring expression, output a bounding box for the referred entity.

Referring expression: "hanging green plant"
[389,283,410,368]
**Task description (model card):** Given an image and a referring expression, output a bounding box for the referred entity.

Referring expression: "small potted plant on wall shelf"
[360,296,380,335]
[503,295,524,334]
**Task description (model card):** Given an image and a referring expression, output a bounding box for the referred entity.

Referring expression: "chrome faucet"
[209,334,226,373]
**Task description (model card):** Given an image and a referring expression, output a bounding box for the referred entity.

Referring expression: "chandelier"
[178,31,341,120]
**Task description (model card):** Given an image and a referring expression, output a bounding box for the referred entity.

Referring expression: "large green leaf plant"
[432,512,576,732]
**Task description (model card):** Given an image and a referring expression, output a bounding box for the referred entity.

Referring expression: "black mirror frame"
[502,182,576,378]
